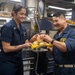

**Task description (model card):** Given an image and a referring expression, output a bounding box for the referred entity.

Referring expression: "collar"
[10,18,23,31]
[57,26,71,34]
[62,26,71,34]
[55,26,71,40]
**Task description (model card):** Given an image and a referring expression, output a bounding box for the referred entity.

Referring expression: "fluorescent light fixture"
[65,16,71,19]
[48,6,72,11]
[66,12,72,15]
[10,0,21,2]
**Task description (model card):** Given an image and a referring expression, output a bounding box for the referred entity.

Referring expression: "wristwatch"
[51,39,55,44]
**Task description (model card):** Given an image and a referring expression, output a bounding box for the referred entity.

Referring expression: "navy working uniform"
[53,26,75,75]
[0,19,28,75]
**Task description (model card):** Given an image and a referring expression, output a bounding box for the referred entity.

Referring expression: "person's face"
[52,16,66,30]
[14,8,26,23]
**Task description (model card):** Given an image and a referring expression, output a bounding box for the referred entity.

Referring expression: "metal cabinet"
[22,49,54,75]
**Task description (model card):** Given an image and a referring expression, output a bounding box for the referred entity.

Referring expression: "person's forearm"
[3,44,25,53]
[52,40,67,52]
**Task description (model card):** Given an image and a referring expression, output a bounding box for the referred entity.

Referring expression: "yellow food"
[32,41,38,45]
[31,35,53,49]
[31,44,39,49]
[31,42,53,49]
[39,42,44,45]
[37,35,43,42]
[45,43,53,47]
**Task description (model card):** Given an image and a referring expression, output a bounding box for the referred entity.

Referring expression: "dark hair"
[53,11,65,17]
[11,3,25,16]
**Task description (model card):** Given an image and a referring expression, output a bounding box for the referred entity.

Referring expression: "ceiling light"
[10,0,21,2]
[66,12,72,15]
[48,6,72,11]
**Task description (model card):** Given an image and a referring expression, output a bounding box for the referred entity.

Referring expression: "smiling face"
[14,8,26,23]
[52,15,66,30]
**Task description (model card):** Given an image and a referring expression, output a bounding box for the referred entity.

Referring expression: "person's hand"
[25,40,30,43]
[30,34,39,42]
[23,42,31,48]
[40,34,52,43]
